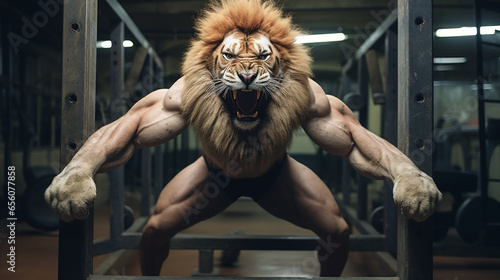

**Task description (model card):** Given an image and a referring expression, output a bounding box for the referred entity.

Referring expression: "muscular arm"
[45,78,187,221]
[303,79,442,222]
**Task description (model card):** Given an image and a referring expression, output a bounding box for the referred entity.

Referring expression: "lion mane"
[181,0,312,169]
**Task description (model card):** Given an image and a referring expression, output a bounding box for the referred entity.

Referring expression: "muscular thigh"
[257,156,344,235]
[151,157,234,232]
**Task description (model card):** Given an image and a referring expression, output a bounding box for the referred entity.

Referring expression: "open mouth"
[232,89,262,121]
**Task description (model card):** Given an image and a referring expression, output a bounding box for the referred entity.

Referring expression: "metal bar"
[433,243,500,258]
[123,46,148,103]
[94,217,149,256]
[475,0,490,232]
[109,20,125,239]
[481,99,500,103]
[59,0,97,279]
[357,56,369,221]
[94,233,386,252]
[355,9,397,60]
[397,0,434,279]
[104,0,163,69]
[340,204,381,236]
[198,250,214,273]
[383,27,398,256]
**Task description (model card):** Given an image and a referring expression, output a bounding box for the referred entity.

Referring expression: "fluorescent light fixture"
[97,40,112,48]
[433,57,467,64]
[436,25,500,37]
[294,33,346,44]
[96,40,134,48]
[123,40,134,48]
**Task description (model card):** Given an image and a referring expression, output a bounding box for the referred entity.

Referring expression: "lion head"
[181,0,312,168]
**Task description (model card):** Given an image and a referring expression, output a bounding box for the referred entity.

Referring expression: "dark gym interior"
[1,0,500,279]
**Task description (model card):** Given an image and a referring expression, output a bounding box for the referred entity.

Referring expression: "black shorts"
[204,155,287,202]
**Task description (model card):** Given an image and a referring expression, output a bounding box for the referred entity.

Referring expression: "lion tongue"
[234,90,260,115]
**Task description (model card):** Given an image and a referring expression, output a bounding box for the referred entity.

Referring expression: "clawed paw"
[393,172,442,222]
[44,170,96,222]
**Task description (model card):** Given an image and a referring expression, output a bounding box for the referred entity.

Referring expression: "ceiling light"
[123,40,134,48]
[96,40,134,49]
[433,57,467,64]
[294,33,346,44]
[435,26,500,37]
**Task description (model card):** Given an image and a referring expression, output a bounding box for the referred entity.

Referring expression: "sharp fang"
[251,111,258,118]
[233,90,237,100]
[237,111,242,118]
[257,90,261,100]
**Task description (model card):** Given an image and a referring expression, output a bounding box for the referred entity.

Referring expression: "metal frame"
[59,1,97,279]
[474,0,500,245]
[397,1,434,278]
[338,1,435,280]
[58,0,437,279]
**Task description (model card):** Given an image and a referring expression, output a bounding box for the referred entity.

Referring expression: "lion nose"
[238,72,257,86]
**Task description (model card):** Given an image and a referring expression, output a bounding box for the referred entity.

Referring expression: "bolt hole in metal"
[416,139,425,151]
[415,93,425,103]
[67,94,78,104]
[414,16,424,27]
[67,142,77,151]
[71,22,80,32]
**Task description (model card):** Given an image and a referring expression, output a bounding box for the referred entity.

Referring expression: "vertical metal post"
[59,0,97,279]
[141,52,153,217]
[198,250,214,273]
[474,0,490,234]
[384,27,398,256]
[397,0,434,279]
[109,21,125,238]
[357,56,369,221]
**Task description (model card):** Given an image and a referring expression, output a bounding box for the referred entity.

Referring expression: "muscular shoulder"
[163,77,185,112]
[307,79,331,118]
[306,79,356,121]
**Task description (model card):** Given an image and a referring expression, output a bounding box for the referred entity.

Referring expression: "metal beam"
[93,233,387,253]
[59,0,97,279]
[383,27,398,256]
[397,0,434,279]
[355,9,397,60]
[109,21,125,239]
[105,0,163,69]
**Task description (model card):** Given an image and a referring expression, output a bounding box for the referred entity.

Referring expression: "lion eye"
[258,54,271,61]
[223,53,235,61]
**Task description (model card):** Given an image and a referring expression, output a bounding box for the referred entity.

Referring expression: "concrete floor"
[1,198,500,279]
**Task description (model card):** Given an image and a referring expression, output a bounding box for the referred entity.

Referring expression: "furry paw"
[44,169,96,222]
[393,172,442,222]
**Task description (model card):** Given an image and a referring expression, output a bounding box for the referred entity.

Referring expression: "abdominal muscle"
[201,148,284,179]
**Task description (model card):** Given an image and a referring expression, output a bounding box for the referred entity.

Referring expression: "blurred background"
[1,0,499,279]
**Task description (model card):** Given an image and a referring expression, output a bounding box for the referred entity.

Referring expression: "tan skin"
[45,76,441,276]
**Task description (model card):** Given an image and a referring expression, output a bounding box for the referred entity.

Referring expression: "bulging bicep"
[133,87,187,148]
